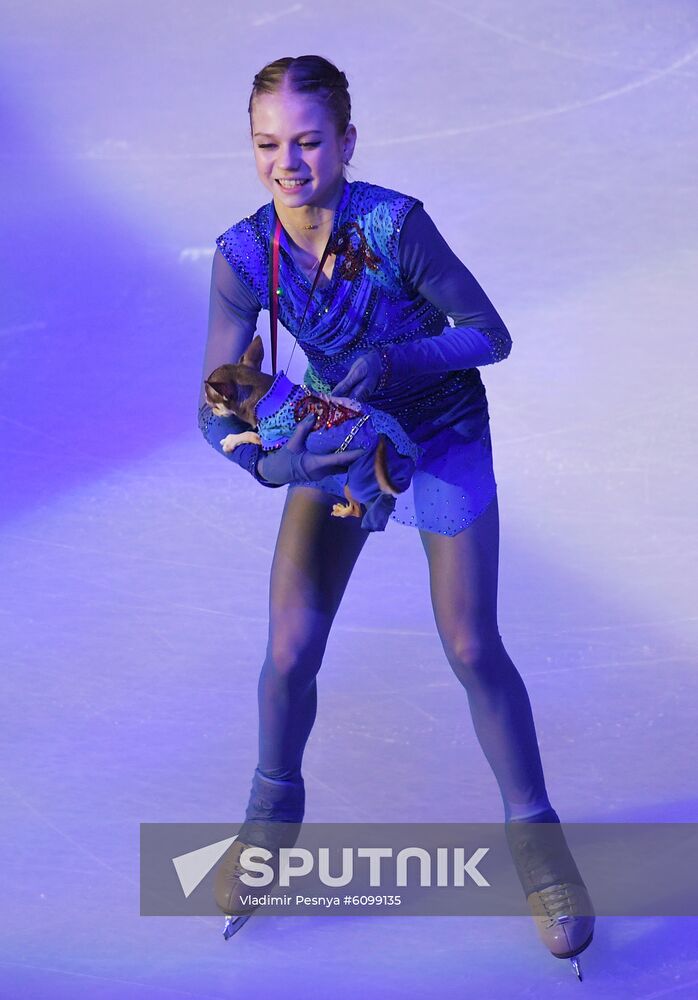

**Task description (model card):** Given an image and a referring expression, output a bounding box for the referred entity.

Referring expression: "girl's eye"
[257,142,321,149]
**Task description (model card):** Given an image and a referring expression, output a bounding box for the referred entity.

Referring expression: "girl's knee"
[264,631,326,686]
[443,629,504,685]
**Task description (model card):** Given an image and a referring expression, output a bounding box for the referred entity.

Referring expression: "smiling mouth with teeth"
[276,179,310,186]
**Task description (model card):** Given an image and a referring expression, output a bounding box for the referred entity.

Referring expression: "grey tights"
[245,486,552,829]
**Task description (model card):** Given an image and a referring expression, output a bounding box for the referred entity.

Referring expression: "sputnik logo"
[170,837,491,897]
[172,836,238,898]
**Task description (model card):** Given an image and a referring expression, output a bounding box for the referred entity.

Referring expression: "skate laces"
[230,841,279,881]
[227,841,253,881]
[535,883,579,924]
[231,853,248,880]
[514,836,585,924]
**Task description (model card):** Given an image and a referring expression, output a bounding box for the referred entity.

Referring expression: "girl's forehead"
[252,89,329,131]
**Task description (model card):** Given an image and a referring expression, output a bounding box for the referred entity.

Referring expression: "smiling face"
[250,82,356,206]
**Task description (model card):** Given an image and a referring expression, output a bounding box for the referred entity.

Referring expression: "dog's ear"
[204,380,220,404]
[238,333,265,370]
[205,379,236,405]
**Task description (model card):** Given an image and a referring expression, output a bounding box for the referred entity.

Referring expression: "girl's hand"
[331,349,382,401]
[256,413,365,485]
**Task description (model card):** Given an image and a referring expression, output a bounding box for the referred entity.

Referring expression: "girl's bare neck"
[274,177,345,255]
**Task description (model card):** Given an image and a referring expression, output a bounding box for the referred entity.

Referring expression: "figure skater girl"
[197,54,594,980]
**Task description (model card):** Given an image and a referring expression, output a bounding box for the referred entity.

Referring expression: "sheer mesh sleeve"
[197,247,283,489]
[397,203,512,366]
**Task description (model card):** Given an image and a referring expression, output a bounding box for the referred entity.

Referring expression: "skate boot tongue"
[505,810,584,896]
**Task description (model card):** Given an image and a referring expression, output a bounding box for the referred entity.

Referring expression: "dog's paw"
[331,496,363,519]
[220,431,262,453]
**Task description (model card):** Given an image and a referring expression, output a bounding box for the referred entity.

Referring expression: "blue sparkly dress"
[198,179,512,536]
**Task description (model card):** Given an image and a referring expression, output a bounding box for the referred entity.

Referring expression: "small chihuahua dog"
[203,334,419,520]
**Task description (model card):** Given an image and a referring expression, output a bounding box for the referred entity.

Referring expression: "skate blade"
[570,956,583,981]
[222,914,251,940]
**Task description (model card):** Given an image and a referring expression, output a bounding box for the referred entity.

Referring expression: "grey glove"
[331,349,383,400]
[256,413,366,486]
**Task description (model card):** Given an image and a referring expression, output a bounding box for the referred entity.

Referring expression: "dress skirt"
[391,418,497,535]
[288,387,498,538]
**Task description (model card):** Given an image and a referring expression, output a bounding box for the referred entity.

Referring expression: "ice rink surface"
[1,0,697,996]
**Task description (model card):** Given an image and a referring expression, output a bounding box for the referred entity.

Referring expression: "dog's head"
[204,334,276,428]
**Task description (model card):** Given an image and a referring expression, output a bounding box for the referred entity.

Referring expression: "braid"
[249,55,351,137]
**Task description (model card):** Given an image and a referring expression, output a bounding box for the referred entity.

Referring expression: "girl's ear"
[238,333,265,370]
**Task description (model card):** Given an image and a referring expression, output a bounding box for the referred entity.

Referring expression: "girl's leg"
[418,494,595,974]
[216,486,371,911]
[256,483,371,781]
[418,492,553,822]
